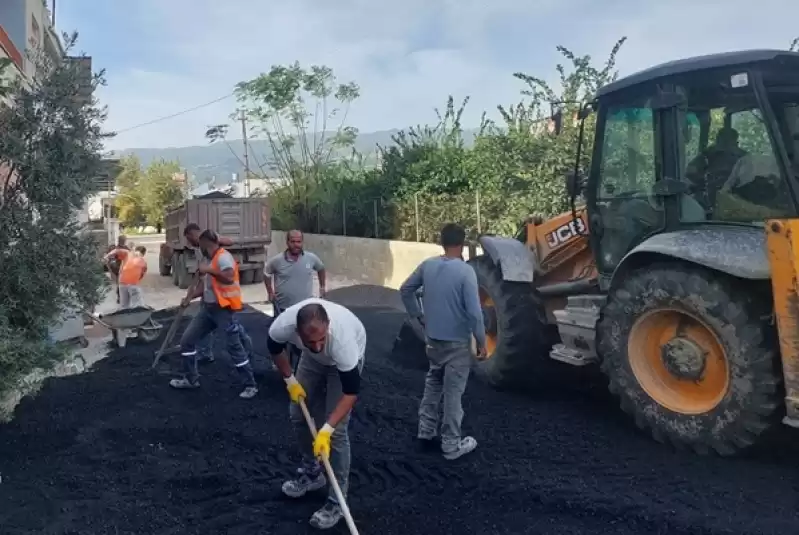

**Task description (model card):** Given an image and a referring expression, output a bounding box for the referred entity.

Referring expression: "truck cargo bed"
[164,197,271,249]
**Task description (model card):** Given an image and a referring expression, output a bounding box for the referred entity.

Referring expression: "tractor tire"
[467,255,552,390]
[158,254,171,277]
[176,254,191,290]
[240,269,255,285]
[597,261,782,456]
[171,253,180,286]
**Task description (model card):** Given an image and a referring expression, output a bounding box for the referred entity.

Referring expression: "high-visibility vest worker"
[119,254,147,285]
[210,247,243,310]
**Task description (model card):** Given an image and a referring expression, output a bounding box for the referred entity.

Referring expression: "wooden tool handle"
[298,399,360,535]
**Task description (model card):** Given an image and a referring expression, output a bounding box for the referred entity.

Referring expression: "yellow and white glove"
[313,423,335,460]
[284,375,307,404]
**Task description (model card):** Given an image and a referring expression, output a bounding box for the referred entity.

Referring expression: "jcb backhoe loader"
[468,49,799,455]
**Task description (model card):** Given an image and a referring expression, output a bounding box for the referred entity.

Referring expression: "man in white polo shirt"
[267,298,366,530]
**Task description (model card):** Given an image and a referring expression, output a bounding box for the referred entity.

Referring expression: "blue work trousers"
[179,303,256,387]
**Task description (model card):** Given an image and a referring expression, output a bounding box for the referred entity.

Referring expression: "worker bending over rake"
[267,298,366,530]
[400,223,486,460]
[171,230,258,399]
[182,223,254,364]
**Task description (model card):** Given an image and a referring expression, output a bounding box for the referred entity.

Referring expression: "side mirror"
[565,171,583,198]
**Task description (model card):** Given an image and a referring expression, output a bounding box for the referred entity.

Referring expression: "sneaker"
[169,378,200,390]
[281,463,327,498]
[442,436,478,460]
[309,501,344,530]
[239,386,258,399]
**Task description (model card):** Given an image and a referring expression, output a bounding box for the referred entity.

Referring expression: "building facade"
[0,0,63,82]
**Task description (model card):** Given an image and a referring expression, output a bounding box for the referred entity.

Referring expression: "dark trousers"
[179,302,256,387]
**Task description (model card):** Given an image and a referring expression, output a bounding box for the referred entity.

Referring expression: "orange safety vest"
[119,255,146,285]
[210,248,243,310]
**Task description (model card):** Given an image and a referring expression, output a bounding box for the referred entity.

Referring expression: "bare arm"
[218,235,235,247]
[317,269,326,296]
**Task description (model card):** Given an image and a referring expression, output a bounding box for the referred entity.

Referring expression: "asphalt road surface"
[2,303,799,533]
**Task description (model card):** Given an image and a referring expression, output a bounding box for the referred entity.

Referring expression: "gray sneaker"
[239,386,258,399]
[282,463,327,498]
[169,378,200,390]
[309,501,344,530]
[442,436,478,460]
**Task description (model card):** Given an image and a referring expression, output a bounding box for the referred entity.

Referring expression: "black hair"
[440,223,466,247]
[184,223,201,236]
[135,245,147,255]
[286,229,304,242]
[297,303,329,331]
[199,229,219,244]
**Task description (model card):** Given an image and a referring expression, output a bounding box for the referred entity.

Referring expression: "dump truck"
[159,194,271,289]
[417,49,799,456]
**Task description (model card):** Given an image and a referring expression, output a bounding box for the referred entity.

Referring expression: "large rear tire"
[158,254,171,277]
[597,262,782,456]
[176,253,191,290]
[467,255,552,389]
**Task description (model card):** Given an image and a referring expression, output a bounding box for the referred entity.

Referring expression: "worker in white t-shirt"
[266,298,366,531]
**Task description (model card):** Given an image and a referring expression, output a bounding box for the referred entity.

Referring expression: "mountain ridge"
[110,128,479,185]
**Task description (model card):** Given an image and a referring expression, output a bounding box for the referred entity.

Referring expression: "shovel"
[298,398,360,535]
[150,303,189,370]
[151,273,202,370]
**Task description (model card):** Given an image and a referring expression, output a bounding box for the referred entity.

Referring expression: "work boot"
[282,461,326,498]
[169,378,200,390]
[442,436,478,460]
[309,500,344,530]
[239,386,258,399]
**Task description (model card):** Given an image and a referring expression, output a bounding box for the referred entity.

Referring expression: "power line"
[114,93,234,134]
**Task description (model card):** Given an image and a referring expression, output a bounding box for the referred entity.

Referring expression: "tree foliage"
[0,34,109,396]
[258,36,799,242]
[115,156,187,228]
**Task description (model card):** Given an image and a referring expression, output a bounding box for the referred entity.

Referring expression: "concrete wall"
[269,231,481,290]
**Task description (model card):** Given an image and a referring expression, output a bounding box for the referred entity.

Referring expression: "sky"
[55,0,799,151]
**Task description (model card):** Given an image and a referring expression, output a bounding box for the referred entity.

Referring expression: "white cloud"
[85,0,798,150]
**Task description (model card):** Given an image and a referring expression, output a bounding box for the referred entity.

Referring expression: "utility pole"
[51,0,56,27]
[239,110,251,198]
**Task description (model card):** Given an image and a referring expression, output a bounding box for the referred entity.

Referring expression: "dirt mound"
[1,305,799,534]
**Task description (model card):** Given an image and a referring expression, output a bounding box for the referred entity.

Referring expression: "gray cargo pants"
[290,354,364,504]
[417,338,473,453]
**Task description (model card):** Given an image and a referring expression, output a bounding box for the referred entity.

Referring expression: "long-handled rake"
[298,398,360,535]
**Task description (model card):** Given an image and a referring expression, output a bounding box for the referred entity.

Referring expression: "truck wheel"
[158,253,171,277]
[240,269,255,285]
[597,262,782,456]
[176,254,191,290]
[252,268,264,284]
[467,255,552,389]
[171,253,180,286]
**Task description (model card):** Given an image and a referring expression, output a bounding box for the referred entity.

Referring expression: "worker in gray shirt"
[264,230,327,313]
[399,223,486,460]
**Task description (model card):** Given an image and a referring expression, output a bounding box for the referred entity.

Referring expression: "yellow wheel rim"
[627,309,730,415]
[479,288,498,358]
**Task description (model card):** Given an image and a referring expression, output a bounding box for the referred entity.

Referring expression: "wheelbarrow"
[86,306,163,348]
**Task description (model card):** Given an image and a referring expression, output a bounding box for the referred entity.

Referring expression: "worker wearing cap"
[171,229,258,399]
[182,223,253,364]
[267,298,366,530]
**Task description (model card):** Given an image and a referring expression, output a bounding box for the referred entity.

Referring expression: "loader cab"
[581,50,799,277]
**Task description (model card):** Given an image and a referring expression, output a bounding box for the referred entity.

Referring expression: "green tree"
[217,62,361,230]
[140,159,186,227]
[114,154,146,227]
[0,33,109,397]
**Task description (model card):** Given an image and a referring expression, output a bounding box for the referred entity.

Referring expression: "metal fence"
[275,190,523,244]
